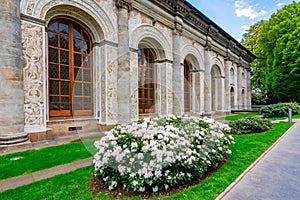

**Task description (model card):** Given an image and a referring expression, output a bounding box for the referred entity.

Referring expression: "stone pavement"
[217,119,300,200]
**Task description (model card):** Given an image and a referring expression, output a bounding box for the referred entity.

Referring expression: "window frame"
[47,19,93,117]
[138,47,155,114]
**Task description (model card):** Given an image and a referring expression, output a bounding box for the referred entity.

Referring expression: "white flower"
[103,176,109,182]
[152,186,159,193]
[118,165,126,175]
[164,184,169,191]
[139,186,145,192]
[129,157,135,164]
[131,142,138,149]
[155,170,162,178]
[138,153,144,159]
[132,180,138,187]
[227,149,232,154]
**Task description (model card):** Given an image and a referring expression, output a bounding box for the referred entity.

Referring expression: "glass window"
[48,19,93,117]
[138,47,155,113]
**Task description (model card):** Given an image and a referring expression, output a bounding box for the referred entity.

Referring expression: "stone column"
[237,64,243,109]
[224,59,231,113]
[116,0,131,124]
[204,48,212,115]
[246,68,252,110]
[0,0,30,148]
[172,16,184,116]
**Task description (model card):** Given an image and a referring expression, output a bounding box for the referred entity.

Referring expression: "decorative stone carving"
[26,0,38,15]
[116,0,132,11]
[21,22,45,127]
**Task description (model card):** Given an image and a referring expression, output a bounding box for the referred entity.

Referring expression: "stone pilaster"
[237,65,243,109]
[246,69,252,110]
[117,0,131,123]
[172,16,184,116]
[224,59,232,112]
[204,48,211,115]
[0,0,30,148]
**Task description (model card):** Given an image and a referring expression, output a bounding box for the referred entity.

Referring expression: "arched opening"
[211,65,222,111]
[230,87,235,110]
[48,19,93,117]
[184,60,192,112]
[138,46,155,113]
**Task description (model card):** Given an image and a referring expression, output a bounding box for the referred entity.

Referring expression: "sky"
[187,0,299,42]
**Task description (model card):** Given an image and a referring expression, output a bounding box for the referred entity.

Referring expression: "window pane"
[74,67,82,81]
[74,82,82,96]
[49,64,59,79]
[83,69,90,82]
[138,88,142,98]
[48,32,58,47]
[74,54,82,67]
[49,48,58,63]
[74,39,81,52]
[61,81,69,95]
[83,56,90,68]
[84,98,91,110]
[60,50,69,65]
[49,22,58,32]
[60,34,69,49]
[50,80,59,95]
[83,41,90,54]
[84,83,91,96]
[145,100,153,109]
[49,96,59,110]
[61,97,70,110]
[60,66,69,80]
[73,27,81,39]
[83,31,90,41]
[59,23,69,34]
[74,97,82,110]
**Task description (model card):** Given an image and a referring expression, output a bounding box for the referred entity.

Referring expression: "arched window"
[184,60,192,112]
[211,65,222,111]
[138,47,155,113]
[48,19,93,117]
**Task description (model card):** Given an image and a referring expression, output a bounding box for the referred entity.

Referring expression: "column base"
[0,132,32,151]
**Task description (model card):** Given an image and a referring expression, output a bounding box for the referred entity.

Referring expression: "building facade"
[0,0,255,148]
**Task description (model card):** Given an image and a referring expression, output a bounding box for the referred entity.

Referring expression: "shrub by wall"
[93,116,234,193]
[260,103,300,118]
[229,117,272,134]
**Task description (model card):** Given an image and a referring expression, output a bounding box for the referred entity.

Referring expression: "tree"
[242,1,300,102]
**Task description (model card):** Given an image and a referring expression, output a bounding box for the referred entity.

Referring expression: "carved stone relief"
[21,21,45,127]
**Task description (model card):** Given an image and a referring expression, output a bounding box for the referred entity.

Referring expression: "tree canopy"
[242,1,300,103]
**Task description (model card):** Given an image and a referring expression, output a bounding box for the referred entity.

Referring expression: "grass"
[266,113,300,121]
[0,140,97,180]
[0,122,294,200]
[216,112,259,121]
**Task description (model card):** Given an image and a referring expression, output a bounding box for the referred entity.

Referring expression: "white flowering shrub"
[93,115,234,193]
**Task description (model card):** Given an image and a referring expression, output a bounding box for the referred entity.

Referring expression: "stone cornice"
[148,0,256,63]
[21,14,45,26]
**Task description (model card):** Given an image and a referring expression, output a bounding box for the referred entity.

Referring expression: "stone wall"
[3,0,256,144]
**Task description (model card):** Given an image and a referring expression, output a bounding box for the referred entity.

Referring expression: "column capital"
[116,0,132,11]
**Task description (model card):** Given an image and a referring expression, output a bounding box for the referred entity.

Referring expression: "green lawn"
[0,140,96,180]
[0,122,293,200]
[267,113,300,121]
[216,112,260,121]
